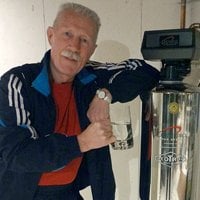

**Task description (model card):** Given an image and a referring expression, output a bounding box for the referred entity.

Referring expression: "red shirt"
[38,82,82,185]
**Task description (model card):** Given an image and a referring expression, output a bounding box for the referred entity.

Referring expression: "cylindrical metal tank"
[150,82,200,200]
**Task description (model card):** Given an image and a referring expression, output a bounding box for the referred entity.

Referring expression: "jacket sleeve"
[90,59,160,103]
[0,72,82,173]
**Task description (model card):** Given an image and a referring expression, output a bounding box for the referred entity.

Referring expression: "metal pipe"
[180,0,186,28]
[189,22,200,29]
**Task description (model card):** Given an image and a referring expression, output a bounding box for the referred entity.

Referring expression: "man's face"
[47,11,97,83]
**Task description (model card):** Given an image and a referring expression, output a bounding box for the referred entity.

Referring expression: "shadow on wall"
[184,66,200,86]
[93,40,138,200]
[110,148,136,200]
[93,40,130,62]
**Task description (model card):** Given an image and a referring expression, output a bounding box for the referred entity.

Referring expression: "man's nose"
[69,37,81,52]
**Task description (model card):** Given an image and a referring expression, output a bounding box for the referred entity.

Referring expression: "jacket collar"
[32,50,97,96]
[31,51,51,96]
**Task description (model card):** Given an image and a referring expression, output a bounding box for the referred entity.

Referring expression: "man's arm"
[0,72,82,173]
[86,59,159,122]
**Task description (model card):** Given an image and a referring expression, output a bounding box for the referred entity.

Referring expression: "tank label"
[155,125,187,167]
[155,152,186,167]
[168,102,179,114]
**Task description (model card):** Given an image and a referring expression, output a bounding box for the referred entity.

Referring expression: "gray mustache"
[61,50,80,61]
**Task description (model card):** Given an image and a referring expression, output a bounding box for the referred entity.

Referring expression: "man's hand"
[80,89,114,152]
[77,119,116,152]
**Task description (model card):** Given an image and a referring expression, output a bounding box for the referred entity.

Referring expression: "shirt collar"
[32,50,97,96]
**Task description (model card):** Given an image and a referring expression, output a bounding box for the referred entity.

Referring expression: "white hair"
[53,2,101,36]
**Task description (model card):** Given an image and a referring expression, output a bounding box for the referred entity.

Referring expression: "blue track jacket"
[0,50,159,200]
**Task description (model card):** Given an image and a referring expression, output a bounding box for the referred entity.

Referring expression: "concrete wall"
[0,0,200,199]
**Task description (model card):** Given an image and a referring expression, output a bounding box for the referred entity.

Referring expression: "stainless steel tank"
[150,82,200,200]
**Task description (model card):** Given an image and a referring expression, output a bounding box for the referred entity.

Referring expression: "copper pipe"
[180,0,186,29]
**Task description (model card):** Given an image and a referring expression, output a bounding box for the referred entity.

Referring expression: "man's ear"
[90,44,97,57]
[47,26,54,46]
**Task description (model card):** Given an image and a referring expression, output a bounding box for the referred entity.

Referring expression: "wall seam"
[42,0,47,51]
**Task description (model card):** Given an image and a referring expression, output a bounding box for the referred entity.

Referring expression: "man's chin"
[62,65,79,76]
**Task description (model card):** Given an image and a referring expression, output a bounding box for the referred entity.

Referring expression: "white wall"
[0,1,200,200]
[0,0,46,74]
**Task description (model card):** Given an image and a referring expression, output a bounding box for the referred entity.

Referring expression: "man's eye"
[80,38,88,44]
[65,32,72,37]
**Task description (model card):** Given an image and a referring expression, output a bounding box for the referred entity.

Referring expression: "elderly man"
[0,2,159,200]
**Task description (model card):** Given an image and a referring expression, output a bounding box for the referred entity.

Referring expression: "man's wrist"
[96,88,112,104]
